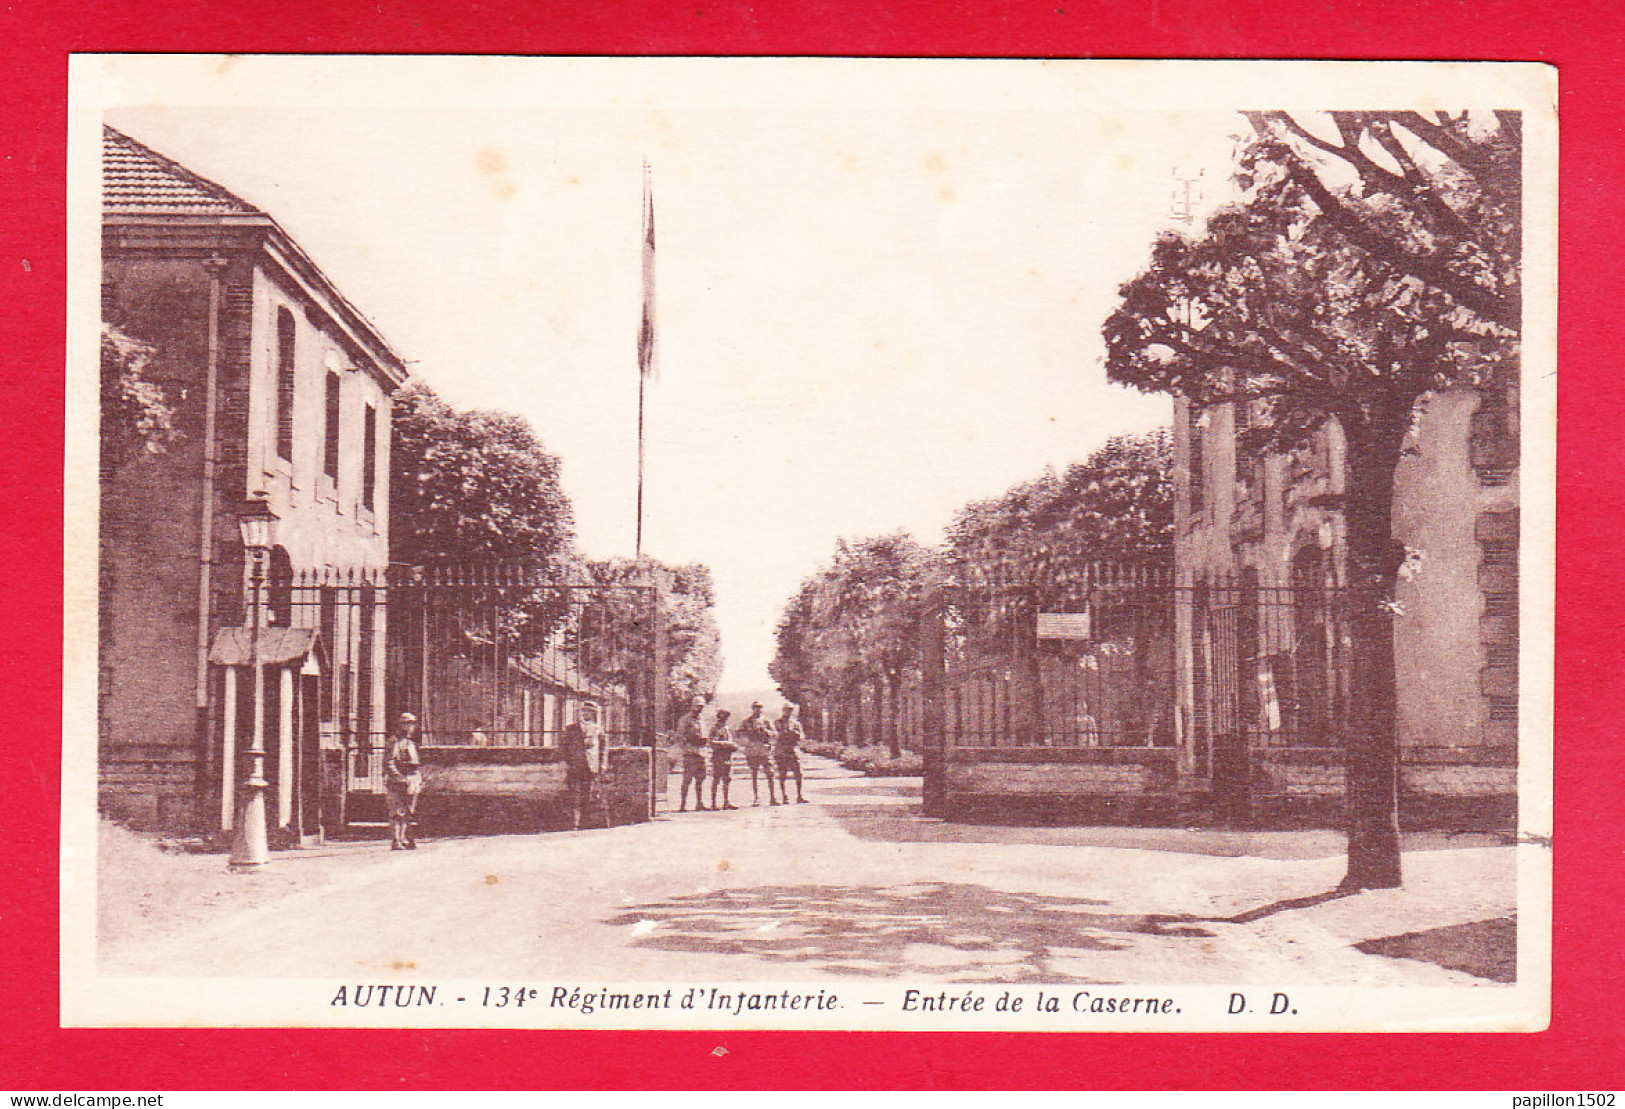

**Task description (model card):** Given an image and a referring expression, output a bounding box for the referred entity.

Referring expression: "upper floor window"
[1188,413,1206,516]
[274,308,296,463]
[1470,383,1517,487]
[362,403,378,512]
[323,371,341,481]
[1234,400,1263,499]
[266,545,294,627]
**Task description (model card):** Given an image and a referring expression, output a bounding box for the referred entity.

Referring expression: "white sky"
[93,58,1250,693]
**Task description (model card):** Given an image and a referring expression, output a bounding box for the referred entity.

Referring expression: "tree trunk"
[883,672,902,759]
[920,609,948,816]
[1339,417,1409,890]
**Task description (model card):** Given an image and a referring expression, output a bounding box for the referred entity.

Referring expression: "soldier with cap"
[561,701,606,830]
[675,695,710,812]
[385,711,424,850]
[774,704,808,804]
[738,701,778,805]
[708,709,739,811]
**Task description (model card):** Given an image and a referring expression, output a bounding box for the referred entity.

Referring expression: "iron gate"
[211,564,663,820]
[938,565,1349,801]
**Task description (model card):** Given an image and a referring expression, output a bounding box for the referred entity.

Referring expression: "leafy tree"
[388,382,577,659]
[772,533,943,757]
[783,566,868,747]
[773,438,1169,756]
[836,533,943,757]
[389,381,575,569]
[581,556,724,731]
[769,578,821,713]
[934,432,1172,747]
[100,323,179,470]
[946,429,1172,609]
[1103,112,1519,890]
[1245,111,1519,331]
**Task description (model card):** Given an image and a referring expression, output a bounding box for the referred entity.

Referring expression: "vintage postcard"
[62,55,1556,1031]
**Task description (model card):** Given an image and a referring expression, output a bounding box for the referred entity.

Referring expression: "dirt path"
[99,756,1518,985]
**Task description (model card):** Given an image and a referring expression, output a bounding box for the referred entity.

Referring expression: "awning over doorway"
[208,626,320,667]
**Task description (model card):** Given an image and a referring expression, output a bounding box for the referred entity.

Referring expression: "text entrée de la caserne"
[896,988,1303,1017]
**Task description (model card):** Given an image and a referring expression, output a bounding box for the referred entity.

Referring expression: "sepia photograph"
[62,55,1555,1031]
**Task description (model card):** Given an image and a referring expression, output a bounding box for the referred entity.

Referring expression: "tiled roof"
[102,124,408,381]
[103,125,265,218]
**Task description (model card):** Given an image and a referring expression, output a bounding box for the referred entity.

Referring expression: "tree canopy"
[386,381,578,662]
[1245,111,1520,332]
[946,430,1172,605]
[1105,113,1518,467]
[1101,111,1522,890]
[771,432,1171,755]
[770,532,944,756]
[389,381,575,570]
[581,556,724,728]
[772,533,944,701]
[101,323,179,469]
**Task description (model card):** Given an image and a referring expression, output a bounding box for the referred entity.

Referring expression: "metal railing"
[212,565,662,794]
[939,574,1352,755]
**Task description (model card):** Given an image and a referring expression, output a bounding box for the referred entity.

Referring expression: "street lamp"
[229,495,278,871]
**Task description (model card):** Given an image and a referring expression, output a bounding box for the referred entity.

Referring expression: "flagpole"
[637,161,654,561]
[636,163,656,788]
[636,342,646,560]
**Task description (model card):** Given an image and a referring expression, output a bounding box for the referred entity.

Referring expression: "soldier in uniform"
[385,712,424,850]
[739,701,778,805]
[774,705,808,804]
[708,708,739,811]
[561,701,606,830]
[676,695,710,812]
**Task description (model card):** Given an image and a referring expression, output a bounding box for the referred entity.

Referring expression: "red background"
[1,0,1619,1090]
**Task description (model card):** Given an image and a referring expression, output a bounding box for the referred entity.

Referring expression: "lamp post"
[229,496,278,871]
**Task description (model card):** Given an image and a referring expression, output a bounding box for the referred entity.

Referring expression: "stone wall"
[935,743,1515,830]
[415,745,659,833]
[1250,746,1515,830]
[941,747,1180,823]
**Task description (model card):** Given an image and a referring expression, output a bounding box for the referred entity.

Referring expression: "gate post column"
[648,584,667,816]
[920,599,948,817]
[1011,596,1043,747]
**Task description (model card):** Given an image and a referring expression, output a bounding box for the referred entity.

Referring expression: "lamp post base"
[228,783,271,870]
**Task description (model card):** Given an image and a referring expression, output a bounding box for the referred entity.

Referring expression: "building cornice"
[104,213,409,393]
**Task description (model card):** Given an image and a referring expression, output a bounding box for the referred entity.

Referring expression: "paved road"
[100,756,1517,985]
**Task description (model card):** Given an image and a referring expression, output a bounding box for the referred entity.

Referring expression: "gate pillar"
[920,603,948,817]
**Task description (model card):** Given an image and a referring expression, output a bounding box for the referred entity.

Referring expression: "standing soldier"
[739,701,778,805]
[676,695,710,812]
[775,704,808,805]
[561,701,606,831]
[708,709,739,811]
[385,712,424,850]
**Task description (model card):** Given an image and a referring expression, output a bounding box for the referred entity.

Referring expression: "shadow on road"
[819,800,1507,861]
[1216,887,1355,924]
[604,881,1215,982]
[1355,915,1516,983]
[818,801,1350,859]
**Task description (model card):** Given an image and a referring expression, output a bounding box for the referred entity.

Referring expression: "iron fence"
[940,569,1351,758]
[212,564,661,797]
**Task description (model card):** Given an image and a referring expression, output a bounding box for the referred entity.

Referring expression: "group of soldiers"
[376,696,812,849]
[676,698,807,812]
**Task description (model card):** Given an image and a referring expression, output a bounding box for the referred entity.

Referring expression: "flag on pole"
[638,163,658,380]
[635,163,655,559]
